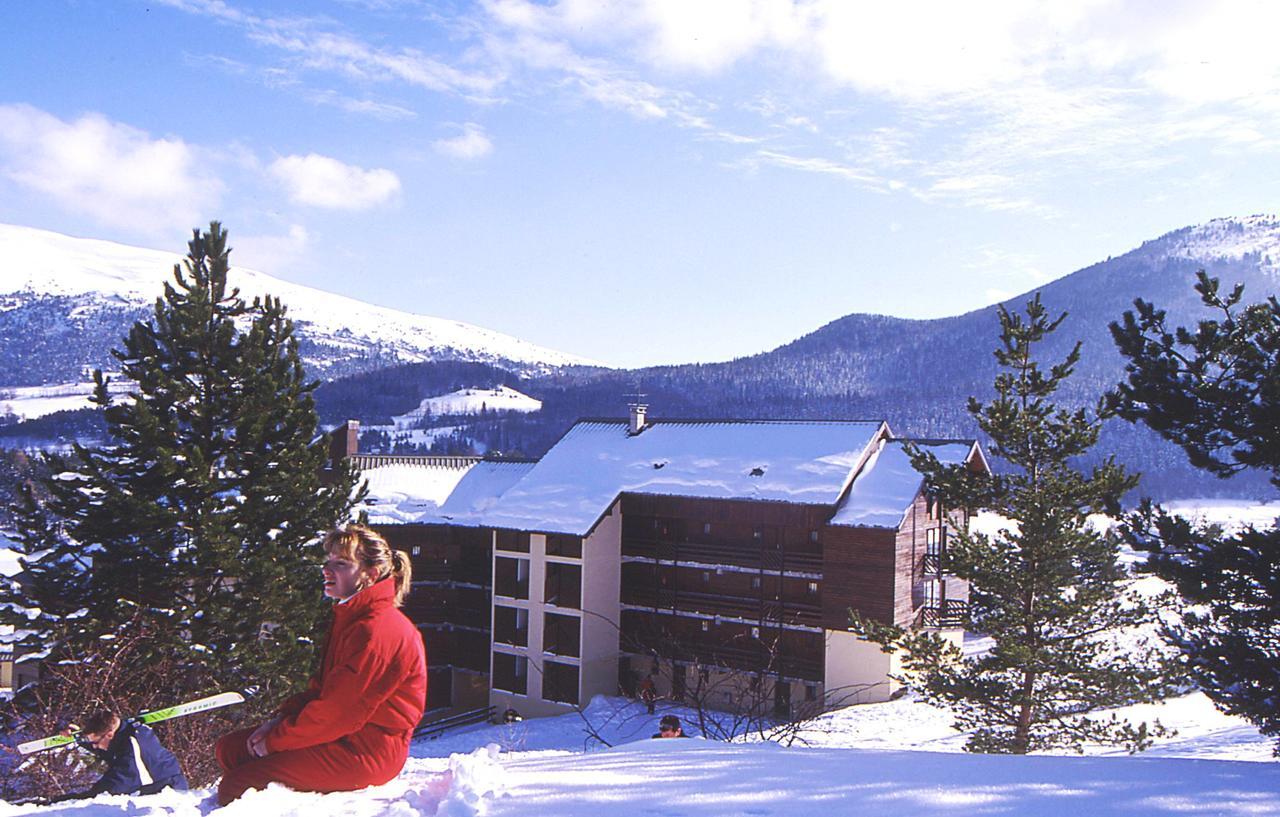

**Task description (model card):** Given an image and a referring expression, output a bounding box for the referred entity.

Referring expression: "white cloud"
[234,223,309,274]
[433,123,494,160]
[269,154,401,209]
[0,104,223,235]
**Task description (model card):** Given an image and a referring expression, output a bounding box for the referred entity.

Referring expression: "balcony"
[922,551,943,576]
[623,589,823,627]
[413,563,452,583]
[625,637,822,681]
[921,599,969,629]
[622,536,822,573]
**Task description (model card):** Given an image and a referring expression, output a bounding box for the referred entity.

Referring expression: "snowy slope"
[0,380,134,421]
[2,693,1276,816]
[0,223,599,381]
[1162,213,1280,278]
[389,387,542,430]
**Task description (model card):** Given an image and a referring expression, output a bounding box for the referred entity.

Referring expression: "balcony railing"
[624,638,822,680]
[622,536,823,573]
[921,599,969,629]
[413,564,452,583]
[623,589,823,626]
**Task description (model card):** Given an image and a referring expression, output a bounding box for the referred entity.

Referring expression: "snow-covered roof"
[357,462,476,525]
[435,460,539,527]
[481,420,886,536]
[829,439,979,529]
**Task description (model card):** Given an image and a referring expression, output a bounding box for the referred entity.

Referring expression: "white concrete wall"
[823,628,901,705]
[490,505,624,719]
[579,500,622,704]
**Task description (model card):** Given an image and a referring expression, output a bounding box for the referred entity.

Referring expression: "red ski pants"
[215,724,412,805]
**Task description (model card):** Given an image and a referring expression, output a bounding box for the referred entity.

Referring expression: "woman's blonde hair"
[322,524,412,607]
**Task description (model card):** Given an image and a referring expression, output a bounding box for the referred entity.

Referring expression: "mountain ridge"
[0,222,599,385]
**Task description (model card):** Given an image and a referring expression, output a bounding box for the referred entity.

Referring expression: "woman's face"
[321,552,373,599]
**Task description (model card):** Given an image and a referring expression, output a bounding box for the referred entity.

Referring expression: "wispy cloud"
[160,0,500,100]
[433,123,494,160]
[0,104,223,235]
[269,154,401,209]
[158,0,1280,218]
[750,149,887,190]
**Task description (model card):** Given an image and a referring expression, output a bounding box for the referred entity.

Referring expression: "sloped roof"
[435,460,539,527]
[481,420,886,536]
[358,463,475,525]
[829,438,980,529]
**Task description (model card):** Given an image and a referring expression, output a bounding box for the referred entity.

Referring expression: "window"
[751,626,760,639]
[753,528,762,541]
[701,619,710,632]
[495,557,530,599]
[494,605,529,647]
[805,684,818,702]
[809,530,819,544]
[544,562,582,609]
[807,581,819,595]
[543,612,581,657]
[751,576,762,590]
[492,652,527,695]
[702,570,711,584]
[703,522,712,535]
[923,579,940,608]
[411,545,421,557]
[926,527,944,557]
[496,530,531,553]
[546,534,582,558]
[543,661,579,705]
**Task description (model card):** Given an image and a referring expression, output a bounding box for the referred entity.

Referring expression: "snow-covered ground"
[1161,498,1280,532]
[387,388,542,430]
[0,381,134,422]
[2,693,1277,816]
[3,501,1279,815]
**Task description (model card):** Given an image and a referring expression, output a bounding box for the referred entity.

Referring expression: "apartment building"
[349,408,986,719]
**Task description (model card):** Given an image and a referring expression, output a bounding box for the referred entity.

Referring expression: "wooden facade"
[375,522,494,712]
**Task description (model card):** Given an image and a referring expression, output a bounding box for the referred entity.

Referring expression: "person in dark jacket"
[74,710,189,797]
[651,714,689,738]
[215,525,427,805]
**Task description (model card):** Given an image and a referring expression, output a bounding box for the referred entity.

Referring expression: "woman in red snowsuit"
[215,525,427,805]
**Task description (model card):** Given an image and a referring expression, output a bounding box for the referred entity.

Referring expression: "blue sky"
[2,0,1278,367]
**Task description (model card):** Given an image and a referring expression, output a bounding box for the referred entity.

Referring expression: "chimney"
[628,400,648,436]
[329,419,360,466]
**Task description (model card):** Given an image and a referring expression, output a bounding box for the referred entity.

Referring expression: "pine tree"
[1108,271,1280,752]
[854,295,1175,754]
[0,223,362,724]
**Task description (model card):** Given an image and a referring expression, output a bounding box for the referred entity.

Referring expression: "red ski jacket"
[266,577,427,753]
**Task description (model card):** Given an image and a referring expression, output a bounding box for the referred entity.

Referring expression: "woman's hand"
[247,717,281,758]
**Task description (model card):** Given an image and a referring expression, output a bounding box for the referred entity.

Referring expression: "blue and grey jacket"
[82,721,188,796]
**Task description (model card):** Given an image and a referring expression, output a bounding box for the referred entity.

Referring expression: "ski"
[16,691,245,755]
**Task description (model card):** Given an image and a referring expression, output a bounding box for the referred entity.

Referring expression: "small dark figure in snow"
[652,715,687,739]
[57,710,189,800]
[502,708,523,724]
[640,676,657,715]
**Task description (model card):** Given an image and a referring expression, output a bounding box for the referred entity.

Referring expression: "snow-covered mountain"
[0,224,599,387]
